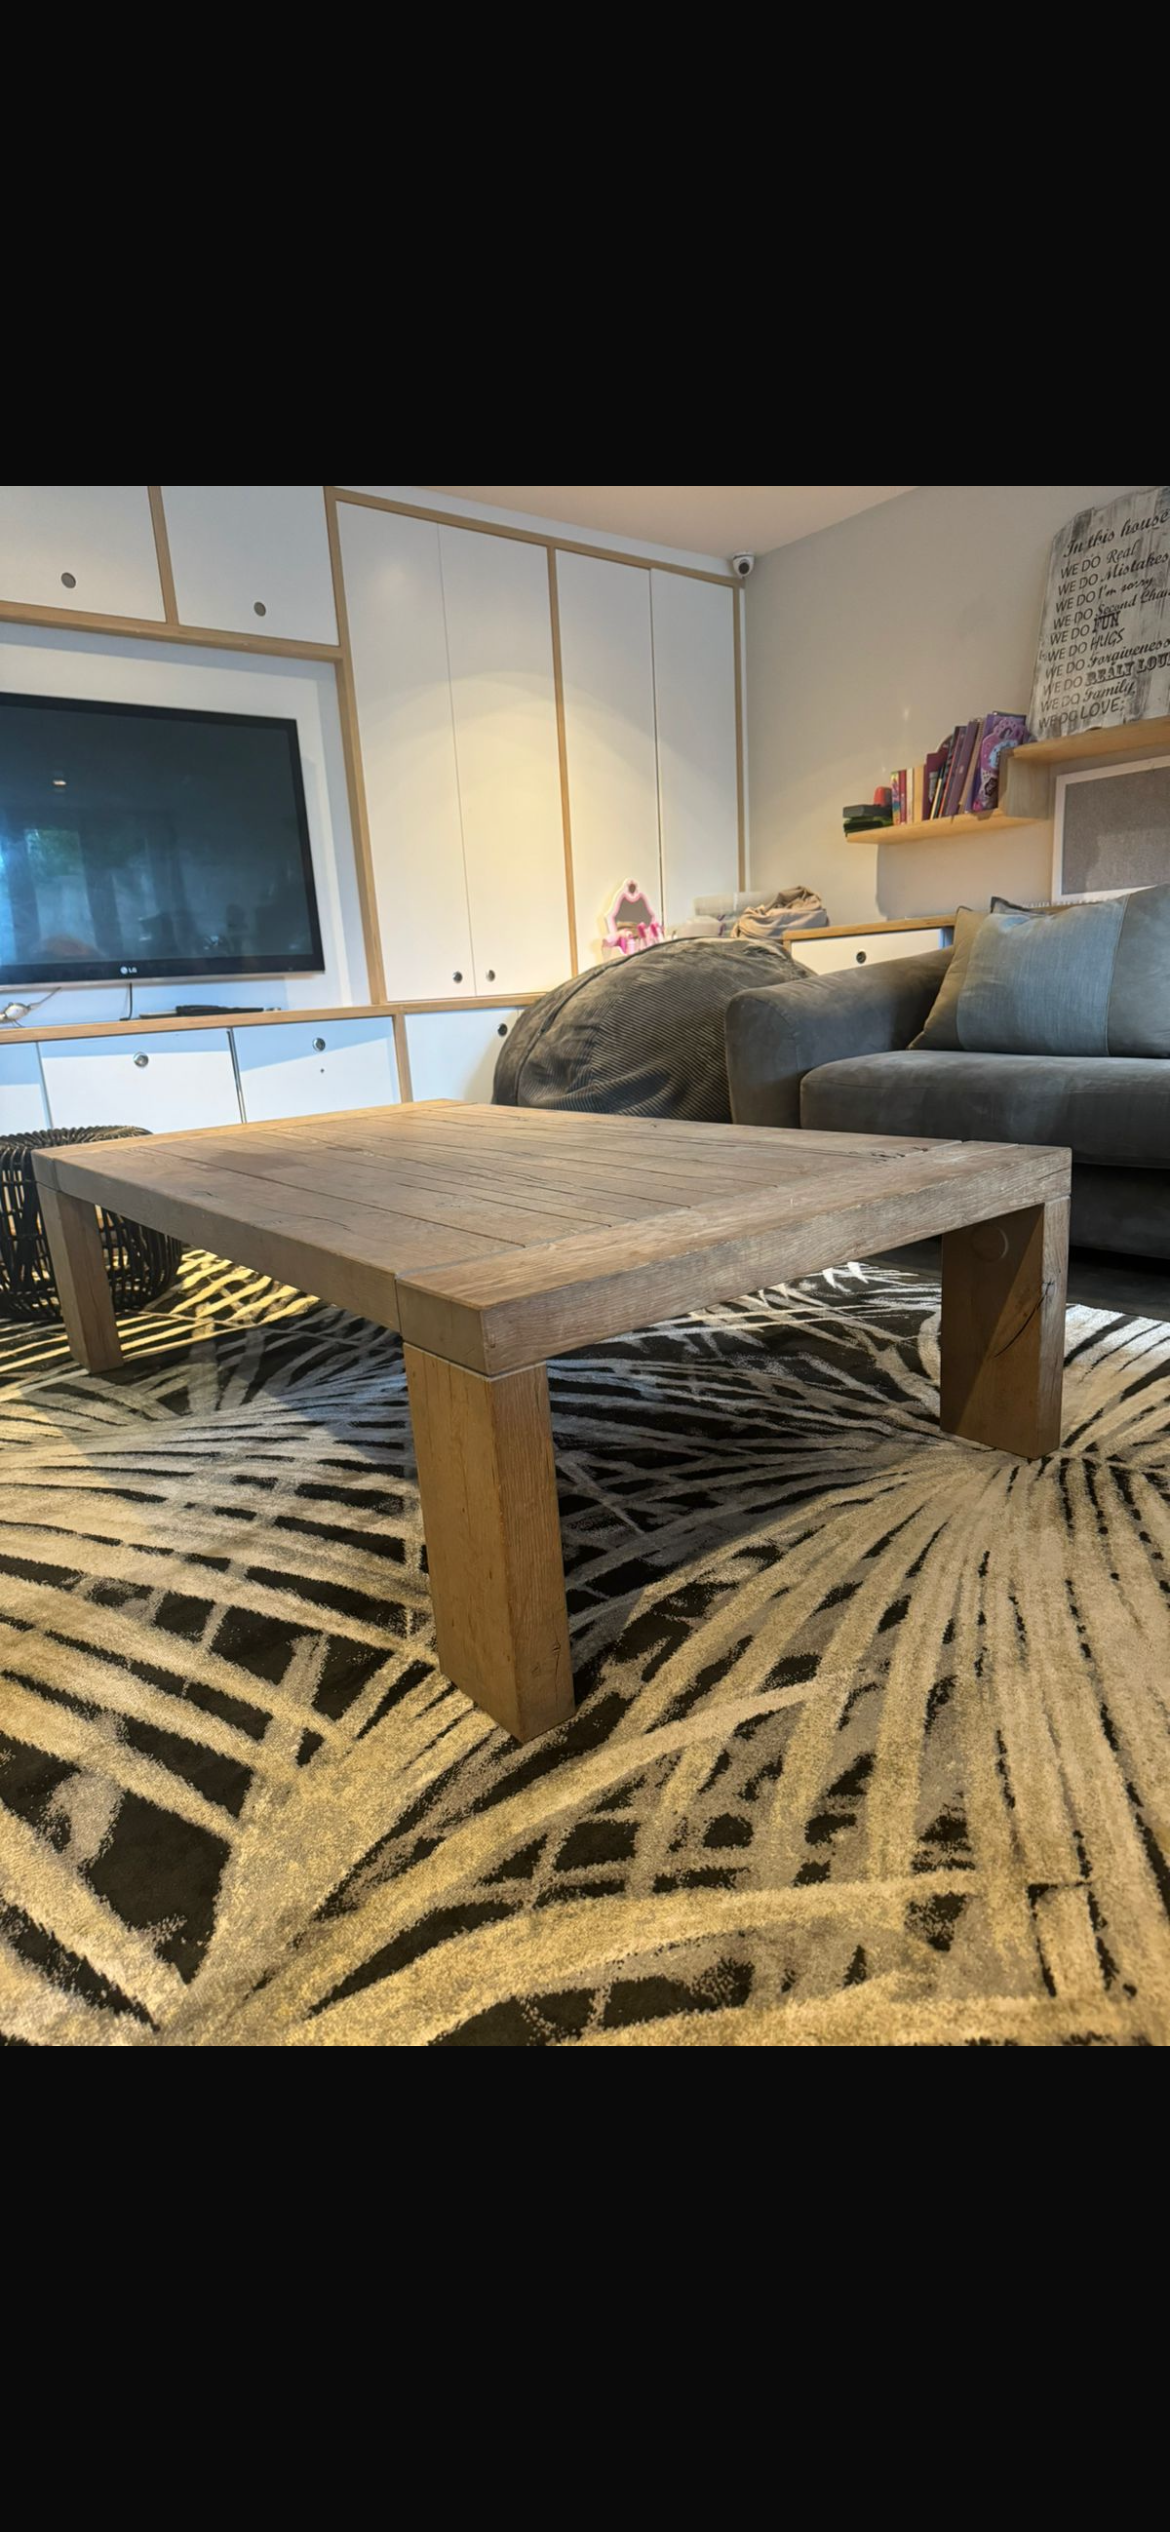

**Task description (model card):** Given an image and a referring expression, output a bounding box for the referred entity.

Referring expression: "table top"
[34,1102,1071,1371]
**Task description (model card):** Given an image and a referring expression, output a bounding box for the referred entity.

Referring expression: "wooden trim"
[331,487,737,588]
[0,596,342,659]
[147,486,179,625]
[732,586,746,890]
[545,549,578,978]
[391,1010,414,1101]
[780,916,955,945]
[323,487,386,1005]
[0,994,539,1049]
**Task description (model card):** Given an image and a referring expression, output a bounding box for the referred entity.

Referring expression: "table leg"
[37,1184,124,1373]
[940,1196,1068,1458]
[404,1343,574,1742]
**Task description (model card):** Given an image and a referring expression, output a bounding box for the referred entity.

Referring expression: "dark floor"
[879,1241,1170,1321]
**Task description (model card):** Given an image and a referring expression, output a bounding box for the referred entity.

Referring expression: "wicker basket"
[0,1127,184,1324]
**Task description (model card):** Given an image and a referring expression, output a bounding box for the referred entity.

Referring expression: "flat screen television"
[0,690,325,986]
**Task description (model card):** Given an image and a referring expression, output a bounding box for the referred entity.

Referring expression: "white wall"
[745,484,1144,925]
[0,622,367,1026]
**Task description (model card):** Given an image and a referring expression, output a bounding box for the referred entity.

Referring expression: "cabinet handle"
[61,570,77,590]
[312,1036,326,1052]
[452,971,463,984]
[855,950,867,964]
[253,601,267,617]
[497,1023,508,1037]
[134,1053,149,1067]
[485,968,496,981]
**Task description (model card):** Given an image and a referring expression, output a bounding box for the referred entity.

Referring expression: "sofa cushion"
[913,886,1170,1057]
[801,1050,1170,1169]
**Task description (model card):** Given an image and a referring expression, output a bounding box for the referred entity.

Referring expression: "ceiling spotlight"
[52,776,66,788]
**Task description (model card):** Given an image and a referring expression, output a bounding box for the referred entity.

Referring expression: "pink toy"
[602,878,665,957]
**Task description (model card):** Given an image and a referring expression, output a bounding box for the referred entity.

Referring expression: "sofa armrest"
[725,948,952,1129]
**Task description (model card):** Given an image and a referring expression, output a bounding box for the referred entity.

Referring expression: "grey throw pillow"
[913,886,1170,1057]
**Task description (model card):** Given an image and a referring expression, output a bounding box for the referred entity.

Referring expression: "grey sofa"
[725,948,1170,1259]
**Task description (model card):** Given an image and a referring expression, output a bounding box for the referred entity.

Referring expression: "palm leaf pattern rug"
[2,1252,1169,2048]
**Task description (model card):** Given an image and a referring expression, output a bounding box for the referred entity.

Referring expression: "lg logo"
[119,964,139,975]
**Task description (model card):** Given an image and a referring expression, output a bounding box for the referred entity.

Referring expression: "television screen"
[0,691,325,985]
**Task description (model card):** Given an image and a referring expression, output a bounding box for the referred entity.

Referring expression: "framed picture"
[1052,757,1170,902]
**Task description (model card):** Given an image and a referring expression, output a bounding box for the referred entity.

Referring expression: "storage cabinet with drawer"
[787,924,953,975]
[0,1041,49,1135]
[404,1008,521,1105]
[39,1030,241,1133]
[233,1016,399,1122]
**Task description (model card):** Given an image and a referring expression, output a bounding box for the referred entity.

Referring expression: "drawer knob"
[452,971,463,984]
[485,968,496,981]
[134,1052,149,1068]
[253,600,267,617]
[312,1036,326,1052]
[855,950,867,964]
[497,1023,507,1037]
[61,570,77,590]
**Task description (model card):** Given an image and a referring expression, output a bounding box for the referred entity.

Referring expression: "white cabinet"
[404,1007,521,1104]
[0,1042,49,1134]
[0,486,165,620]
[160,487,338,643]
[339,503,476,1002]
[651,574,739,928]
[555,552,660,968]
[41,1029,240,1133]
[439,528,570,995]
[234,1016,399,1121]
[793,926,952,975]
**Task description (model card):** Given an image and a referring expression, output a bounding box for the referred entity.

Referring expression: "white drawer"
[233,1016,399,1122]
[0,1043,49,1135]
[41,1030,240,1133]
[404,1008,522,1104]
[793,927,951,975]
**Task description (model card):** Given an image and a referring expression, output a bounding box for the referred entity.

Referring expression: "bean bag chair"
[493,935,808,1122]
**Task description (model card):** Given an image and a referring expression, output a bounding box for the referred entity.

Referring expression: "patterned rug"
[2,1251,1169,2049]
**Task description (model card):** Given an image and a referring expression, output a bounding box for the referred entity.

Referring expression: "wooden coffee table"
[33,1104,1071,1743]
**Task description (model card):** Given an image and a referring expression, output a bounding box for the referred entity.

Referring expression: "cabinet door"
[41,1030,240,1133]
[339,503,476,1002]
[439,526,571,995]
[234,1016,399,1121]
[0,1043,49,1134]
[555,552,660,968]
[404,1007,521,1105]
[160,486,338,643]
[651,574,740,928]
[0,486,164,619]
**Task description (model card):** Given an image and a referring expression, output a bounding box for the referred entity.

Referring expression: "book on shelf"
[855,712,1029,837]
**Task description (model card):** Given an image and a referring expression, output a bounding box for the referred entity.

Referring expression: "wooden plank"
[546,548,579,978]
[398,1144,1072,1373]
[0,595,342,658]
[940,1198,1069,1459]
[331,488,736,588]
[0,997,538,1049]
[404,1345,573,1742]
[323,484,387,1005]
[1005,714,1170,770]
[781,916,955,944]
[147,487,179,624]
[174,1123,667,1224]
[35,1183,124,1373]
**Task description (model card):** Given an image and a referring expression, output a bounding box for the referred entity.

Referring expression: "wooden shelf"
[849,811,1033,846]
[0,994,539,1048]
[1008,714,1170,770]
